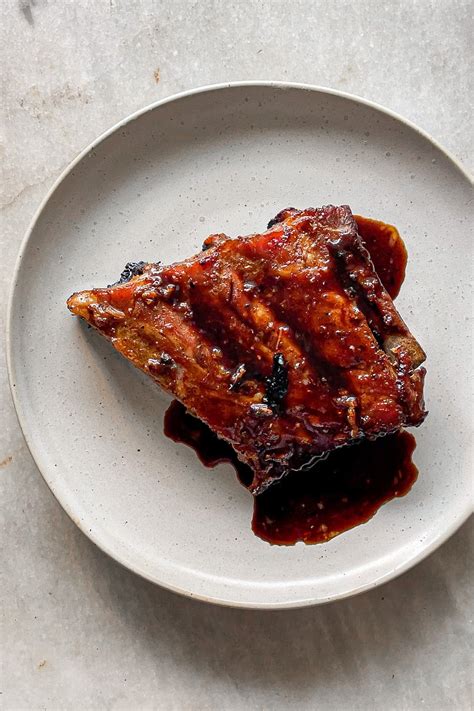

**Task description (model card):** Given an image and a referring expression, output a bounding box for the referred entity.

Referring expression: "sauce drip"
[163,216,418,545]
[252,431,417,544]
[164,399,253,488]
[164,400,417,545]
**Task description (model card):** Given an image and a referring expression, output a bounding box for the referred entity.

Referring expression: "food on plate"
[67,205,427,496]
[164,400,419,545]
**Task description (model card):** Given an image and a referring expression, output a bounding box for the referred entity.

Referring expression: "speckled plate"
[7,83,473,608]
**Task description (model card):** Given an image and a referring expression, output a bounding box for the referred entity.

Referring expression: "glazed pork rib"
[67,205,426,493]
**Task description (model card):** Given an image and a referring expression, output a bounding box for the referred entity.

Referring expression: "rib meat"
[67,205,426,493]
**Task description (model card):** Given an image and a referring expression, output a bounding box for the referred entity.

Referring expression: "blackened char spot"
[158,352,175,366]
[263,353,289,412]
[267,207,297,229]
[109,261,147,287]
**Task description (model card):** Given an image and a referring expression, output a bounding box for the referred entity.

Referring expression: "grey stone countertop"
[1,1,472,709]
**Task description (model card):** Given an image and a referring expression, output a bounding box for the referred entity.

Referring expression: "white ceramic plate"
[7,83,473,608]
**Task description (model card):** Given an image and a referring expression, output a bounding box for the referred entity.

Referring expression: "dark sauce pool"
[164,216,419,545]
[164,400,417,545]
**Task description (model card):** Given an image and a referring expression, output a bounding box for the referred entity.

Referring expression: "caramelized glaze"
[68,207,426,494]
[163,216,420,545]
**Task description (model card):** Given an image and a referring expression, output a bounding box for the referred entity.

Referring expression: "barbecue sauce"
[164,400,417,544]
[164,399,253,487]
[252,430,417,544]
[355,215,407,299]
[163,216,418,545]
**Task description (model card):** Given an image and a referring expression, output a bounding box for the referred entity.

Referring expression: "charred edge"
[109,261,147,287]
[263,353,289,413]
[267,207,296,229]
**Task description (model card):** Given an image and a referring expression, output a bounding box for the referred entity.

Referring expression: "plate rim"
[6,81,474,609]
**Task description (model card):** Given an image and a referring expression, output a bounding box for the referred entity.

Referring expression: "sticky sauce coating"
[163,215,420,545]
[69,207,426,494]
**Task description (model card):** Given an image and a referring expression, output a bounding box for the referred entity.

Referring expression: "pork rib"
[67,205,426,493]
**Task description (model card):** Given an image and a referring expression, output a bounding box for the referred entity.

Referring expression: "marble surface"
[1,1,472,709]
